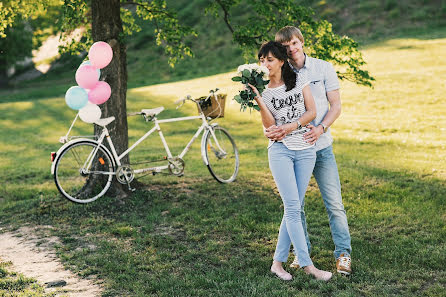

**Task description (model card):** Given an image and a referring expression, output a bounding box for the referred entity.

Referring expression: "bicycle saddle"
[141,107,164,117]
[95,116,115,127]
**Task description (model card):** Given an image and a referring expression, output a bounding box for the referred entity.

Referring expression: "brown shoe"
[290,255,300,268]
[336,253,352,275]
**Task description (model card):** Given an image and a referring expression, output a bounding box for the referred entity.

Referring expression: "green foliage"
[133,0,197,66]
[56,0,197,66]
[58,0,91,55]
[0,0,44,38]
[0,0,62,79]
[210,0,374,87]
[1,0,374,87]
[0,19,33,73]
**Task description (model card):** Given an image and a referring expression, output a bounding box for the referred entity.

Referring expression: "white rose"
[237,64,246,73]
[259,65,269,75]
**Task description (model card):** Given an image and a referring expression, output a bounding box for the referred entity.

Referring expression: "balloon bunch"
[65,41,113,123]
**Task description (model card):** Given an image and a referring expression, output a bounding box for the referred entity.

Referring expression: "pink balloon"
[88,81,111,105]
[75,65,99,89]
[89,41,113,69]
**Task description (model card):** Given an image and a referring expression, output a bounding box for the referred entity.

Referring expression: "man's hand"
[303,124,324,144]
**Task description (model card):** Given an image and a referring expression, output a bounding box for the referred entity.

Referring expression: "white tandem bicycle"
[51,89,240,204]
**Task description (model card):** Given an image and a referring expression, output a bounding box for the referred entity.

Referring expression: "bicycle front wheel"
[54,141,114,203]
[203,126,239,183]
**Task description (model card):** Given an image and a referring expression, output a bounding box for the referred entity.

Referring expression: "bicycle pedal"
[126,183,136,192]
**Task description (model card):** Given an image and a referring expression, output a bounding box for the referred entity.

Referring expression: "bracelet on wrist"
[297,120,302,130]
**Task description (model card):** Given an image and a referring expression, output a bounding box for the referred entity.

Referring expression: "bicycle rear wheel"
[54,141,114,203]
[203,126,239,183]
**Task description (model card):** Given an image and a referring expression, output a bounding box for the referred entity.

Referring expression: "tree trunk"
[91,0,129,198]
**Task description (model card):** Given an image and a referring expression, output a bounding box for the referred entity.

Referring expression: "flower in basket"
[231,63,269,112]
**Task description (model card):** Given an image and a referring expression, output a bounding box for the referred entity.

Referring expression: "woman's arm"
[247,83,276,129]
[298,85,316,125]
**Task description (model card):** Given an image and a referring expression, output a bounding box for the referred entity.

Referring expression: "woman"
[248,41,332,281]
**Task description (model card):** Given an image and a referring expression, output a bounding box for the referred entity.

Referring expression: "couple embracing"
[249,26,352,281]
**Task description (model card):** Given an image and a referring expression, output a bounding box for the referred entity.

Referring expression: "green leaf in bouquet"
[240,91,248,99]
[255,76,263,86]
[253,105,260,111]
[241,77,247,84]
[231,76,242,82]
[233,94,242,103]
[263,79,270,85]
[248,102,253,107]
[242,69,251,78]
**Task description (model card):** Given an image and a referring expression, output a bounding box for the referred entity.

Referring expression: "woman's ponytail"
[282,62,296,92]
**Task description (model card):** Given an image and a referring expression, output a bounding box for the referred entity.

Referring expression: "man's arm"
[303,89,341,144]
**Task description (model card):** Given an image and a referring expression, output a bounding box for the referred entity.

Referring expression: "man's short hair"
[275,26,304,44]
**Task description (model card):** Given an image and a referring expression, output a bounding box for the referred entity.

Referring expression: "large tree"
[1,0,374,197]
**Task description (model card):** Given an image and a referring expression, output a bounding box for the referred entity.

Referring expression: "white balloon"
[79,103,101,123]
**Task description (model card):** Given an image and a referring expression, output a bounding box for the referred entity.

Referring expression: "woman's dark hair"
[258,41,296,91]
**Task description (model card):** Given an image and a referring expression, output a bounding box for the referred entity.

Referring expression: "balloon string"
[65,113,79,140]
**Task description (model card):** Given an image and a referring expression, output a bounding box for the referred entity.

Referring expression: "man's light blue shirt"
[290,55,340,151]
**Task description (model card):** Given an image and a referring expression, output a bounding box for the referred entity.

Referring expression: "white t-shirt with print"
[261,75,314,151]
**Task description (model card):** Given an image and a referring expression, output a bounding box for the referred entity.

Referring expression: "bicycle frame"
[93,110,225,176]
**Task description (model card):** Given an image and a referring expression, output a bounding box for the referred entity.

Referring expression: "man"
[265,26,352,275]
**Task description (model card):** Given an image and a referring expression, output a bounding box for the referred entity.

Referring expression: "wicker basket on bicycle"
[197,94,226,119]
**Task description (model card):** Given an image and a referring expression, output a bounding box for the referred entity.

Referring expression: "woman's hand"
[264,123,295,141]
[247,83,261,102]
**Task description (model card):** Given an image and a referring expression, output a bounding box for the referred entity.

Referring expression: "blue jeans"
[298,145,352,259]
[268,142,316,267]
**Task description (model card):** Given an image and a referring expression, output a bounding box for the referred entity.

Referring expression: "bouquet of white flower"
[231,63,269,112]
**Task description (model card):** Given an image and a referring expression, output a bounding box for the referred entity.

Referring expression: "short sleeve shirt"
[261,74,315,150]
[290,55,340,151]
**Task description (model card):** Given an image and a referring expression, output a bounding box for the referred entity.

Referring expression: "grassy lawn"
[0,35,445,296]
[0,260,53,296]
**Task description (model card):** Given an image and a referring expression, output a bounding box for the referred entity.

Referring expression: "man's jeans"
[298,145,352,259]
[268,142,316,267]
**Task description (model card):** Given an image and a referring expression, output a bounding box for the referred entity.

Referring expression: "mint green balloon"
[65,86,88,110]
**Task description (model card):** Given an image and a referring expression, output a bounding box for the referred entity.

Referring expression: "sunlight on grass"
[0,36,444,195]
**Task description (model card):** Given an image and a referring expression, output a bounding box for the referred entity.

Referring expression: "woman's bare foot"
[303,265,332,281]
[270,260,292,281]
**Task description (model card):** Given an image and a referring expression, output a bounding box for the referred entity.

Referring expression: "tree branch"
[214,0,234,33]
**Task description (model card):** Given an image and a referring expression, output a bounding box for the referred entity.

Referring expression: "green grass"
[0,34,446,296]
[0,261,54,296]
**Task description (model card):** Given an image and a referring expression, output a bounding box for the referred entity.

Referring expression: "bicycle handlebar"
[175,88,220,110]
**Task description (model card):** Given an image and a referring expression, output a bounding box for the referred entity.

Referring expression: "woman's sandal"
[270,267,292,281]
